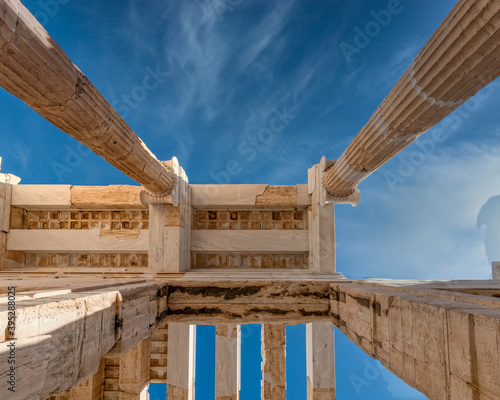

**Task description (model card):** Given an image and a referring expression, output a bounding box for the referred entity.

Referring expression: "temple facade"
[1,0,500,399]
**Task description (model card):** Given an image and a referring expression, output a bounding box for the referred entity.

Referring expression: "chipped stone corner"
[255,185,297,209]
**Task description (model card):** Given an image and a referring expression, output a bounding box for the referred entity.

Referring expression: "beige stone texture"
[150,323,168,383]
[167,323,196,399]
[191,230,309,253]
[191,252,307,269]
[51,360,105,400]
[0,3,174,194]
[191,184,310,210]
[7,229,149,252]
[308,164,335,274]
[0,281,168,398]
[11,185,71,209]
[0,231,6,270]
[261,324,286,400]
[193,209,305,230]
[71,186,145,209]
[167,281,330,324]
[255,186,297,209]
[167,385,189,400]
[215,324,240,399]
[0,181,12,232]
[103,338,150,400]
[331,281,500,400]
[9,206,26,229]
[148,167,190,273]
[306,322,335,399]
[22,209,149,231]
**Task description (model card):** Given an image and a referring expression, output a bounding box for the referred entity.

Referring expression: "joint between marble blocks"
[140,157,181,206]
[319,156,360,207]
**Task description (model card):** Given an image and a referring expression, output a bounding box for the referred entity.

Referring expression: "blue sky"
[2,0,499,398]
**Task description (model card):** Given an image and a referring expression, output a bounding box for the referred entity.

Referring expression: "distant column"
[306,322,335,399]
[0,182,12,270]
[215,325,241,400]
[261,324,286,400]
[167,323,196,400]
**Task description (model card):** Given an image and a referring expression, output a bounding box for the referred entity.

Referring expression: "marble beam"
[6,230,149,252]
[0,182,12,270]
[0,281,168,398]
[166,281,331,325]
[0,1,174,194]
[331,281,500,400]
[324,0,500,196]
[11,185,71,209]
[191,231,309,253]
[191,185,310,210]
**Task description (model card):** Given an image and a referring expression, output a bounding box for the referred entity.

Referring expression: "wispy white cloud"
[338,142,500,280]
[237,1,298,71]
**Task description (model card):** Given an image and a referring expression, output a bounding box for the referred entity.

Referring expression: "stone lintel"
[149,323,168,383]
[11,185,72,209]
[190,184,310,210]
[6,230,149,252]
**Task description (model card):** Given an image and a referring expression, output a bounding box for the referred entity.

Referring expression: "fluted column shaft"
[325,0,500,196]
[0,0,175,194]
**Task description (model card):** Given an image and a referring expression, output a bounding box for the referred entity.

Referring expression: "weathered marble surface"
[493,262,500,279]
[11,185,71,209]
[261,324,286,400]
[191,230,309,253]
[0,281,167,399]
[324,0,500,196]
[7,229,149,252]
[0,1,174,195]
[331,281,500,400]
[215,325,240,400]
[167,323,196,400]
[308,164,335,274]
[306,322,335,399]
